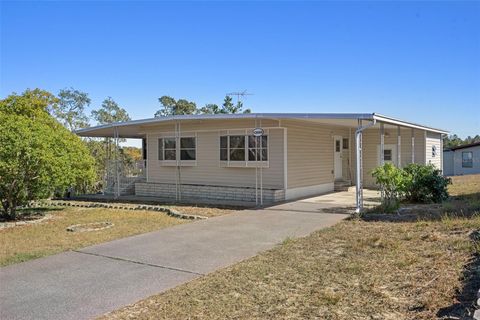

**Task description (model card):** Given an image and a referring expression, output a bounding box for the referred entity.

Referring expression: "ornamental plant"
[371,163,451,212]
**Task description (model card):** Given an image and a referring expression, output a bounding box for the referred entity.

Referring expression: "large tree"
[155,96,197,117]
[0,89,95,220]
[52,88,91,131]
[91,97,130,124]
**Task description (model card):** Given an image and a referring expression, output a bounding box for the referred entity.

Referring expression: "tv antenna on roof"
[226,90,254,104]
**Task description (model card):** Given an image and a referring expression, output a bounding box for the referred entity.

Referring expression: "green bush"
[0,89,96,220]
[371,163,407,211]
[403,163,451,203]
[372,163,451,211]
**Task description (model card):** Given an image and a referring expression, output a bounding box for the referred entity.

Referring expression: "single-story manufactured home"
[443,142,480,176]
[76,113,448,211]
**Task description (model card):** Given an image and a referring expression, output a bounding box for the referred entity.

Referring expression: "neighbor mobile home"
[443,142,480,176]
[76,113,448,211]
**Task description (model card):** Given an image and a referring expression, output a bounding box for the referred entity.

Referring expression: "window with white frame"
[180,137,196,160]
[462,151,473,168]
[220,135,268,162]
[432,145,437,157]
[158,137,196,161]
[248,136,268,161]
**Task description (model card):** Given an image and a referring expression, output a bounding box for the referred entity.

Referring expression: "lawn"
[101,175,480,320]
[0,204,233,267]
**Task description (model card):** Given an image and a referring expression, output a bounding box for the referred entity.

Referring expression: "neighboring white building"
[443,142,480,176]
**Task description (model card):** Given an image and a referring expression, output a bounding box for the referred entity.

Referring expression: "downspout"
[355,118,376,214]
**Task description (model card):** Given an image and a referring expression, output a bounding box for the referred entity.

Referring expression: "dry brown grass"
[449,174,480,197]
[101,175,480,320]
[101,218,479,320]
[0,207,189,266]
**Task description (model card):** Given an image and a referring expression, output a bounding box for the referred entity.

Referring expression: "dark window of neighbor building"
[462,151,473,168]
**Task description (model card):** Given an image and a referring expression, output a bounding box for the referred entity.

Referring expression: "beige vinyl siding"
[414,129,426,164]
[425,131,442,169]
[145,119,284,189]
[358,127,427,187]
[284,120,349,189]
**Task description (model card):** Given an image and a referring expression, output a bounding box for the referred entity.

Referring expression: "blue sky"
[1,1,479,139]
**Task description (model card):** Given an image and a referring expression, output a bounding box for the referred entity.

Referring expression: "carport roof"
[75,112,448,138]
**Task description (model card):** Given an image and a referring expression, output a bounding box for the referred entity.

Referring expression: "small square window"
[384,149,392,161]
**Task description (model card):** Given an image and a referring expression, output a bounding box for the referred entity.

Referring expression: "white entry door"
[334,136,343,180]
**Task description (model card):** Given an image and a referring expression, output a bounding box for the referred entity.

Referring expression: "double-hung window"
[180,137,196,160]
[158,137,196,162]
[158,138,176,160]
[462,151,473,168]
[248,136,268,161]
[220,134,268,164]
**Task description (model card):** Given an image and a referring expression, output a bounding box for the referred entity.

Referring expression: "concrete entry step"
[334,180,352,191]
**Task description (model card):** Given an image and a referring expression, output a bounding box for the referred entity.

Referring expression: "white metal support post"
[397,126,401,167]
[114,126,120,199]
[259,119,263,206]
[411,128,415,164]
[254,118,258,206]
[355,118,376,214]
[380,123,385,165]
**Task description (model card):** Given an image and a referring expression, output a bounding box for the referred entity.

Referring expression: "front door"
[334,136,343,180]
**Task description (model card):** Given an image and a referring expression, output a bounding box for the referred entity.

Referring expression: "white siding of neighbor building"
[450,145,480,175]
[145,119,285,190]
[425,132,442,169]
[443,150,454,176]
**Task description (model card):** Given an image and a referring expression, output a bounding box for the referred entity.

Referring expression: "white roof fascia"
[373,113,448,134]
[75,112,448,135]
[74,113,375,135]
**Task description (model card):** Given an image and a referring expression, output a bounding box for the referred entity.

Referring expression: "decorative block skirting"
[135,182,285,204]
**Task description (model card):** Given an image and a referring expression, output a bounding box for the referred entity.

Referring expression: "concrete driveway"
[0,192,357,320]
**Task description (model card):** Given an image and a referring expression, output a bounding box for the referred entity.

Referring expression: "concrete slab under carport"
[0,192,355,320]
[265,189,381,214]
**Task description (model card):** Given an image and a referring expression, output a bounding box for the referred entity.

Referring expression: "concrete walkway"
[0,193,357,320]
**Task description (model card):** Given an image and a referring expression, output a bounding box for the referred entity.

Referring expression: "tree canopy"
[443,134,480,149]
[155,95,251,117]
[0,89,96,220]
[52,88,91,131]
[91,97,131,124]
[154,96,197,117]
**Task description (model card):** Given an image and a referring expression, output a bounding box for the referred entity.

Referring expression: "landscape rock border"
[32,200,208,220]
[66,221,114,232]
[0,214,53,230]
